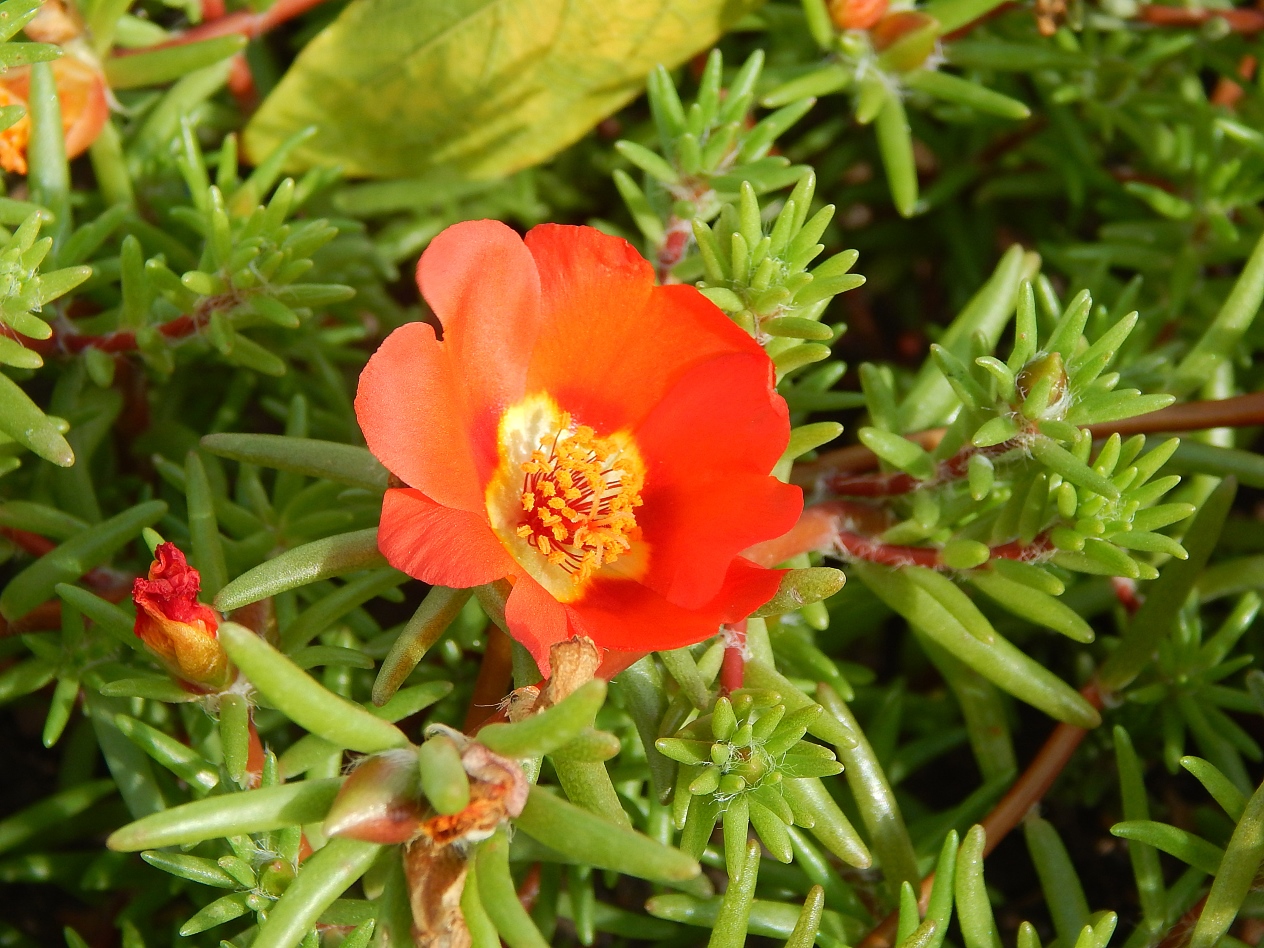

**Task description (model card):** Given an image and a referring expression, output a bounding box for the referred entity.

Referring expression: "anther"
[514,414,644,584]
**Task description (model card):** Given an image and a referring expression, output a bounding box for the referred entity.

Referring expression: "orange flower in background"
[829,0,889,31]
[132,543,234,690]
[0,58,109,175]
[356,221,802,675]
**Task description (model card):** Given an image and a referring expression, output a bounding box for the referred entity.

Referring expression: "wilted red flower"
[355,221,802,674]
[132,543,233,690]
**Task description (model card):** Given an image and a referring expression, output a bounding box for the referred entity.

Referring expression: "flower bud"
[257,859,295,898]
[1015,351,1070,418]
[324,749,426,844]
[751,567,847,617]
[132,543,234,690]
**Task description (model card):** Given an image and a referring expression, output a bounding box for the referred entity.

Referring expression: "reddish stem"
[834,528,943,567]
[2,527,56,557]
[825,439,1015,498]
[0,527,134,631]
[517,862,542,913]
[1089,391,1264,437]
[1,311,202,356]
[792,430,945,488]
[227,54,258,112]
[1138,4,1264,32]
[746,500,1054,570]
[745,501,889,567]
[836,529,1054,567]
[720,621,747,695]
[860,681,1106,948]
[980,680,1102,853]
[1111,577,1143,615]
[1211,55,1257,108]
[1158,896,1209,948]
[141,0,334,47]
[464,626,515,732]
[246,715,266,789]
[0,601,62,635]
[795,392,1264,492]
[656,219,692,284]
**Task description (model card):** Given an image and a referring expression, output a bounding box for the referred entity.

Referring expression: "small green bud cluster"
[1125,590,1263,783]
[0,209,90,470]
[658,688,841,875]
[0,209,90,357]
[133,125,351,377]
[614,49,814,263]
[140,751,306,937]
[763,0,1031,215]
[853,278,1192,583]
[612,49,868,486]
[694,174,862,379]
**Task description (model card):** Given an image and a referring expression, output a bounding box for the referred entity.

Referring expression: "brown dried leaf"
[541,636,601,709]
[404,835,471,948]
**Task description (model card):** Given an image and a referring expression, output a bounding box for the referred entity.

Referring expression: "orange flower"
[132,543,233,690]
[355,222,802,675]
[0,58,109,175]
[829,0,889,31]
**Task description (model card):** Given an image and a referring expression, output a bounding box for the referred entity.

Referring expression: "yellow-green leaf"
[244,0,761,179]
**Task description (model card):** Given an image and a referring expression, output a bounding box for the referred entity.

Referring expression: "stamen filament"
[515,411,644,584]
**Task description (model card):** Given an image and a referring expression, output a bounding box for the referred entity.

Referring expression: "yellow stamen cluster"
[514,414,643,584]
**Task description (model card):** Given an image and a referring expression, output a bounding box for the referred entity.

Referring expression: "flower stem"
[655,217,693,284]
[152,0,334,46]
[1138,4,1264,31]
[748,501,1054,570]
[465,625,514,732]
[720,621,746,695]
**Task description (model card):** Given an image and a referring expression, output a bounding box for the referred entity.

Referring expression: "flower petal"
[416,219,542,415]
[711,556,788,624]
[356,321,487,512]
[634,352,802,607]
[504,572,571,676]
[564,556,784,654]
[524,225,764,433]
[360,223,543,506]
[378,488,515,588]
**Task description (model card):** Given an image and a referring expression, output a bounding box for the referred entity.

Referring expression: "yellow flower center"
[514,420,643,579]
[486,393,646,601]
